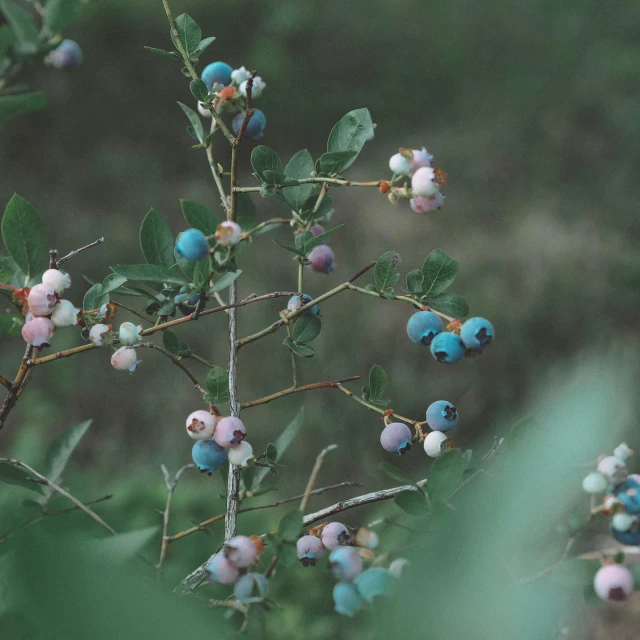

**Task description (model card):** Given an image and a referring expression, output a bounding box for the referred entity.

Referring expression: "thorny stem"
[300,444,337,512]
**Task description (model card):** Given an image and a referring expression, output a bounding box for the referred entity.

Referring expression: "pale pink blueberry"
[118,322,142,346]
[597,456,627,485]
[329,547,363,581]
[411,167,439,198]
[411,147,433,173]
[41,269,71,293]
[50,300,79,328]
[89,323,111,347]
[185,410,217,440]
[410,192,445,213]
[206,553,240,585]
[321,522,351,550]
[307,244,335,274]
[110,347,141,372]
[228,440,254,467]
[214,416,247,448]
[226,535,258,568]
[309,225,325,237]
[22,317,55,347]
[296,535,325,566]
[388,152,412,176]
[27,283,57,316]
[593,564,634,601]
[215,221,243,246]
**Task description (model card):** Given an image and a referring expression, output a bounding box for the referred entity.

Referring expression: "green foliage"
[139,209,174,268]
[177,102,204,143]
[169,13,201,60]
[317,150,357,175]
[189,78,208,103]
[180,199,218,235]
[326,108,373,172]
[426,449,468,502]
[379,461,414,486]
[0,92,47,128]
[204,367,230,404]
[162,330,192,357]
[0,461,39,493]
[0,0,39,54]
[283,150,314,211]
[211,270,241,293]
[251,145,283,184]
[110,264,187,285]
[278,509,303,542]
[374,250,401,291]
[394,489,429,516]
[42,420,92,490]
[421,249,458,297]
[83,283,109,311]
[362,363,390,406]
[0,314,22,338]
[426,292,469,318]
[44,0,81,33]
[291,314,321,343]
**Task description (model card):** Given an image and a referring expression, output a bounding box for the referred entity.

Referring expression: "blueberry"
[206,553,239,585]
[234,572,268,603]
[614,477,640,515]
[321,522,351,550]
[593,564,634,601]
[406,311,443,346]
[307,244,335,274]
[460,317,494,351]
[214,416,247,448]
[296,535,325,566]
[287,294,319,316]
[581,472,607,494]
[201,61,232,90]
[232,109,266,140]
[48,40,82,70]
[333,582,363,617]
[329,547,363,581]
[423,431,450,458]
[178,293,202,316]
[353,568,393,603]
[426,400,458,432]
[380,422,412,455]
[185,410,216,440]
[226,535,258,568]
[176,229,210,261]
[429,332,466,363]
[192,440,228,475]
[610,523,640,546]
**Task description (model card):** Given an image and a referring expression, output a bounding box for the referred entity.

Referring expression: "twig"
[300,444,337,512]
[233,73,254,146]
[263,555,279,578]
[137,343,205,394]
[447,437,504,500]
[0,458,116,535]
[234,178,385,192]
[0,345,36,430]
[205,116,230,216]
[55,238,105,268]
[0,375,11,391]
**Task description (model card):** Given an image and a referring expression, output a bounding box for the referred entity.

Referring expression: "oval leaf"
[180,199,218,236]
[374,251,401,291]
[422,249,458,297]
[140,208,174,267]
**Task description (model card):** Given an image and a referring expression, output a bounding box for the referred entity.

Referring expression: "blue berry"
[176,229,210,261]
[234,573,269,603]
[430,332,466,363]
[287,294,319,316]
[232,109,266,140]
[614,477,640,515]
[192,440,228,475]
[460,317,494,351]
[426,400,458,431]
[354,568,393,603]
[296,535,324,566]
[177,293,202,316]
[201,61,233,90]
[610,523,640,546]
[333,582,363,617]
[48,40,83,70]
[329,547,363,581]
[380,422,412,455]
[406,311,443,346]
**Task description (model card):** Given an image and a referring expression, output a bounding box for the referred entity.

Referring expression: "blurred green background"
[1,0,640,637]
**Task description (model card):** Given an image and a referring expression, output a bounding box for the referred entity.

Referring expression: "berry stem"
[55,237,105,268]
[205,116,230,216]
[234,178,386,192]
[285,324,298,387]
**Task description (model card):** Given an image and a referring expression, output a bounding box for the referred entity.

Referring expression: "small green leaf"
[83,283,108,311]
[170,13,201,59]
[189,78,208,103]
[1,194,46,280]
[86,527,158,562]
[0,256,17,285]
[42,420,92,487]
[101,274,128,295]
[0,92,46,128]
[250,146,283,183]
[139,209,174,268]
[266,443,278,462]
[0,0,39,54]
[283,150,314,211]
[194,36,215,58]
[44,0,81,33]
[0,461,41,493]
[273,240,304,257]
[210,270,241,293]
[144,46,183,61]
[261,169,288,186]
[374,251,401,291]
[110,264,187,285]
[282,336,314,358]
[205,367,230,403]
[422,249,458,297]
[318,150,357,175]
[303,224,344,255]
[427,449,467,502]
[278,509,303,541]
[394,490,429,516]
[426,292,469,319]
[404,269,424,295]
[180,199,218,235]
[0,313,23,338]
[300,194,334,225]
[0,25,14,59]
[177,102,204,144]
[326,108,373,171]
[295,231,313,253]
[368,364,387,401]
[162,330,191,356]
[292,314,321,344]
[379,461,414,486]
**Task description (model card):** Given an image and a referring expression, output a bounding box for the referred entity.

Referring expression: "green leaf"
[374,250,401,291]
[278,509,303,542]
[210,270,241,293]
[295,231,313,253]
[42,420,92,487]
[180,199,218,235]
[110,264,187,286]
[266,443,278,462]
[368,364,387,401]
[404,269,424,294]
[177,102,204,144]
[83,283,108,311]
[282,337,314,358]
[0,25,15,59]
[0,0,39,54]
[189,78,208,103]
[379,461,414,486]
[394,490,429,516]
[0,256,17,284]
[302,224,344,254]
[144,46,183,61]
[236,193,257,232]
[283,150,314,211]
[0,313,23,338]
[318,150,358,175]
[162,330,191,357]
[139,209,174,268]
[427,449,467,502]
[86,527,158,561]
[273,240,304,257]
[194,36,215,58]
[101,274,128,294]
[292,314,321,344]
[250,146,283,183]
[326,108,373,171]
[0,461,39,493]
[44,0,81,33]
[426,292,469,319]
[205,367,229,403]
[1,194,46,279]
[421,249,458,297]
[170,13,201,59]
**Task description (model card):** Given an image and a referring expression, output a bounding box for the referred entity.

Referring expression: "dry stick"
[157,464,194,580]
[0,345,35,430]
[137,342,205,393]
[0,458,116,535]
[300,444,338,512]
[56,238,105,268]
[233,178,385,193]
[0,375,11,391]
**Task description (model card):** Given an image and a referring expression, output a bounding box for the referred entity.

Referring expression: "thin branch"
[56,238,105,268]
[137,343,205,394]
[0,375,11,391]
[234,178,386,192]
[240,376,360,410]
[0,345,36,430]
[205,115,230,216]
[300,444,337,512]
[233,73,254,146]
[263,555,279,578]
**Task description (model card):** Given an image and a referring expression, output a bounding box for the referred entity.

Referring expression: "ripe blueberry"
[177,293,202,316]
[307,244,335,274]
[176,229,209,261]
[593,564,634,601]
[21,317,55,347]
[206,553,239,585]
[296,535,325,566]
[226,535,258,568]
[192,440,228,474]
[321,522,351,550]
[406,311,443,346]
[309,225,325,237]
[287,294,319,316]
[232,109,266,140]
[460,317,494,351]
[614,477,640,515]
[48,40,82,70]
[333,582,363,617]
[354,568,393,603]
[214,416,247,448]
[423,431,451,458]
[201,61,232,90]
[380,422,412,455]
[329,547,363,581]
[185,410,216,440]
[426,400,458,432]
[430,331,466,363]
[610,523,640,546]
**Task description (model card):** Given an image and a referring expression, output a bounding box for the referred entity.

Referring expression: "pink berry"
[22,317,55,347]
[110,347,140,372]
[296,535,325,566]
[411,147,433,174]
[214,416,247,448]
[593,564,634,601]
[206,553,240,585]
[307,245,335,274]
[27,283,58,316]
[41,269,71,294]
[411,167,438,198]
[410,193,445,214]
[226,535,258,568]
[185,410,216,440]
[321,522,351,550]
[89,324,111,347]
[355,528,379,550]
[215,221,242,246]
[309,225,325,237]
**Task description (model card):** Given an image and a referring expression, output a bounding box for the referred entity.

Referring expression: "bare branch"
[137,343,205,394]
[56,238,105,268]
[300,444,338,512]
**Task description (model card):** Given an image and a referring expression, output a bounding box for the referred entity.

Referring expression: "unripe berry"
[426,400,458,432]
[406,311,443,346]
[231,66,250,85]
[614,477,640,515]
[48,39,82,70]
[234,572,268,603]
[214,416,247,448]
[198,102,213,118]
[411,167,438,198]
[192,440,228,474]
[41,269,71,294]
[226,535,258,568]
[614,443,633,462]
[329,547,363,581]
[410,193,445,214]
[22,317,54,347]
[430,331,466,363]
[423,431,450,458]
[201,61,232,90]
[388,558,409,579]
[89,323,111,347]
[581,472,607,494]
[354,568,393,602]
[321,522,351,550]
[215,221,242,247]
[240,76,266,98]
[206,553,239,585]
[307,244,335,274]
[228,440,254,467]
[118,322,142,346]
[380,422,412,455]
[333,582,363,617]
[110,347,140,372]
[185,410,216,440]
[309,225,325,237]
[460,317,495,351]
[411,147,433,173]
[50,300,79,328]
[287,294,319,316]
[176,229,209,261]
[612,513,637,532]
[354,528,379,550]
[593,564,634,601]
[388,153,412,176]
[296,535,324,566]
[27,283,57,316]
[232,109,266,140]
[597,456,628,485]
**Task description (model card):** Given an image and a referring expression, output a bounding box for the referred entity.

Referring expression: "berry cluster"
[406,310,495,364]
